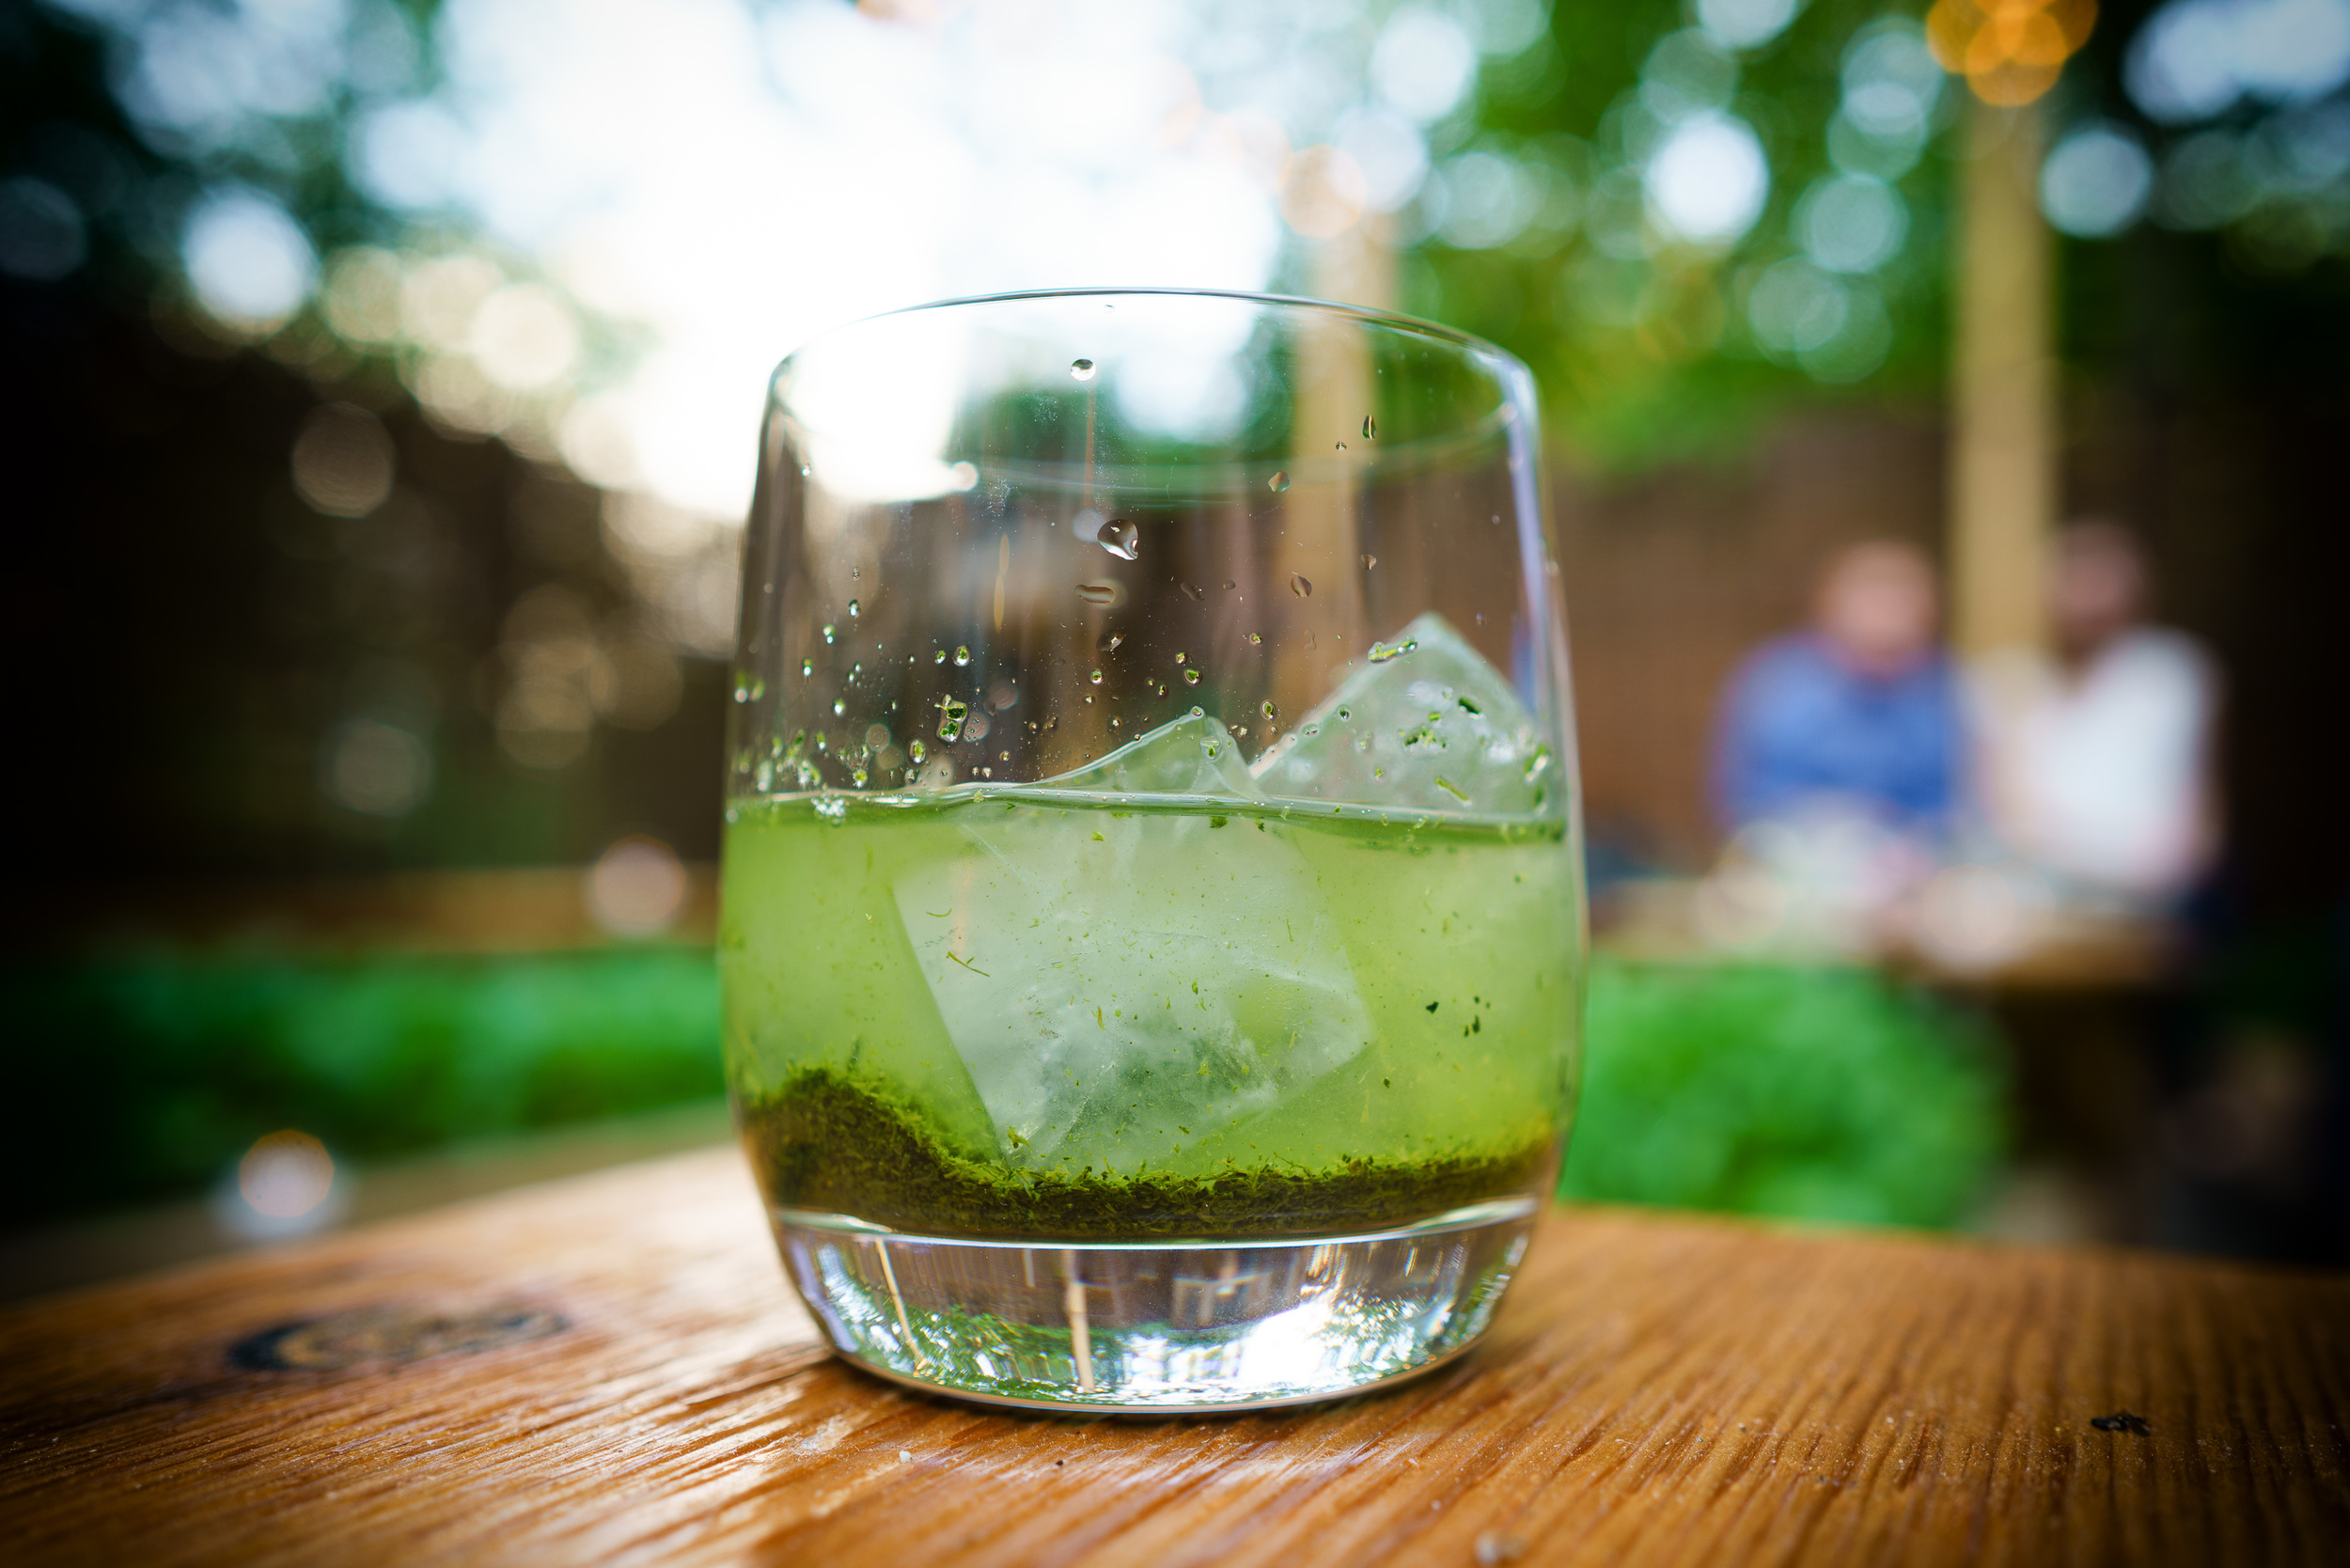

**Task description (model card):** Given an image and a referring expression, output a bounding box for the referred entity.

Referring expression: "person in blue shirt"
[1712,541,1966,838]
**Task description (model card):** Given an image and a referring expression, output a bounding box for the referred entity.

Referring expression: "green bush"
[1560,961,2008,1228]
[2,950,2006,1234]
[1,948,723,1228]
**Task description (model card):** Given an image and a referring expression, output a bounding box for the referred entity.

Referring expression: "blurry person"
[1712,541,1967,838]
[1974,521,2219,910]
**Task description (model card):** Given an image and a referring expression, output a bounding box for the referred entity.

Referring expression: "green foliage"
[1561,960,2008,1227]
[1412,0,1956,468]
[1,947,722,1228]
[4,949,2005,1236]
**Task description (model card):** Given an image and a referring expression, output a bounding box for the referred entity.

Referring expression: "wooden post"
[1269,216,1397,721]
[1949,95,2055,660]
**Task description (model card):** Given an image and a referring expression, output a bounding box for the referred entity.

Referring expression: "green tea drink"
[724,791,1574,1239]
[723,618,1580,1245]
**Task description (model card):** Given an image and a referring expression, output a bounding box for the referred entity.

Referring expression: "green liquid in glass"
[723,789,1578,1241]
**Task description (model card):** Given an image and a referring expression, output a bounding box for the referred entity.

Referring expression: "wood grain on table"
[2,1148,2342,1567]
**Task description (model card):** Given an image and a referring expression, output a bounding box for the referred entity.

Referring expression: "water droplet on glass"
[854,767,870,788]
[1335,441,1347,451]
[1362,415,1377,439]
[1097,518,1138,560]
[1337,706,1351,720]
[910,739,927,763]
[832,699,846,716]
[1070,358,1096,381]
[801,659,814,678]
[933,649,946,664]
[1183,668,1201,684]
[1361,554,1377,570]
[850,566,860,578]
[1173,651,1186,664]
[732,682,749,703]
[1089,668,1104,685]
[815,795,847,822]
[1245,632,1262,646]
[1224,579,1236,590]
[937,698,967,742]
[1233,725,1248,738]
[1109,716,1120,729]
[1261,699,1277,718]
[1156,683,1167,696]
[1368,637,1417,664]
[953,645,971,666]
[822,624,836,644]
[1180,582,1204,602]
[1267,470,1289,493]
[847,599,860,618]
[1105,634,1123,652]
[1303,722,1320,737]
[1075,581,1117,605]
[1291,573,1311,598]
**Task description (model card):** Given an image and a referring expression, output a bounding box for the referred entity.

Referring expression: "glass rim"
[771,285,1530,382]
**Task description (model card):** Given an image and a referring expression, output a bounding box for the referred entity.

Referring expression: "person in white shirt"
[1972,521,2220,910]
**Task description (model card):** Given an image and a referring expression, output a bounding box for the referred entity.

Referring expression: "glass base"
[769,1200,1540,1412]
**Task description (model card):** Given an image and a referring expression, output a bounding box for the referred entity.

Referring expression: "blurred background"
[4,0,2344,1297]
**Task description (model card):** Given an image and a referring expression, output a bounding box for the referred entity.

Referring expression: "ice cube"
[1252,612,1552,815]
[1039,708,1261,799]
[895,712,1370,1170]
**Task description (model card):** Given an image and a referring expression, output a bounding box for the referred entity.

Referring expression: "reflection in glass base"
[771,1200,1539,1412]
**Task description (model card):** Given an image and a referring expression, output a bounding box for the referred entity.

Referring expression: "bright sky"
[400,0,1312,516]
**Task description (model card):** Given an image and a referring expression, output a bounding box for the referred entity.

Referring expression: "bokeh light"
[2041,124,2156,236]
[323,717,434,818]
[1646,115,1771,245]
[1799,173,1909,272]
[588,835,688,938]
[2126,0,2350,123]
[218,1129,346,1241]
[182,185,316,330]
[1927,0,2098,106]
[290,404,396,517]
[1697,0,1807,52]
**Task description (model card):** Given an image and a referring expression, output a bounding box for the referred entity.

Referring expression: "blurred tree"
[1399,0,1960,465]
[1399,0,2348,475]
[1,1,725,888]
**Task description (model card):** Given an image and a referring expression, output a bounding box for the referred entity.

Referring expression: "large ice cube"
[1252,612,1553,815]
[1039,707,1261,799]
[894,712,1370,1171]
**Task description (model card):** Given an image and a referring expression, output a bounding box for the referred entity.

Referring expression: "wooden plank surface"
[2,1148,2343,1567]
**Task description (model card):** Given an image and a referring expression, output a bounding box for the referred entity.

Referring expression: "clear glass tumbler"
[722,289,1584,1411]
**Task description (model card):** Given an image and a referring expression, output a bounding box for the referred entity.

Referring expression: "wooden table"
[4,1150,2343,1566]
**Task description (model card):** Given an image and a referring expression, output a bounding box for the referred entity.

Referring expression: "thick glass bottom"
[770,1199,1540,1412]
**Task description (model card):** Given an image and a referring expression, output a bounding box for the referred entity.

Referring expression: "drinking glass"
[723,289,1584,1411]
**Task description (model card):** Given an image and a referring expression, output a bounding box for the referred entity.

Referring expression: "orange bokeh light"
[1927,0,2098,105]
